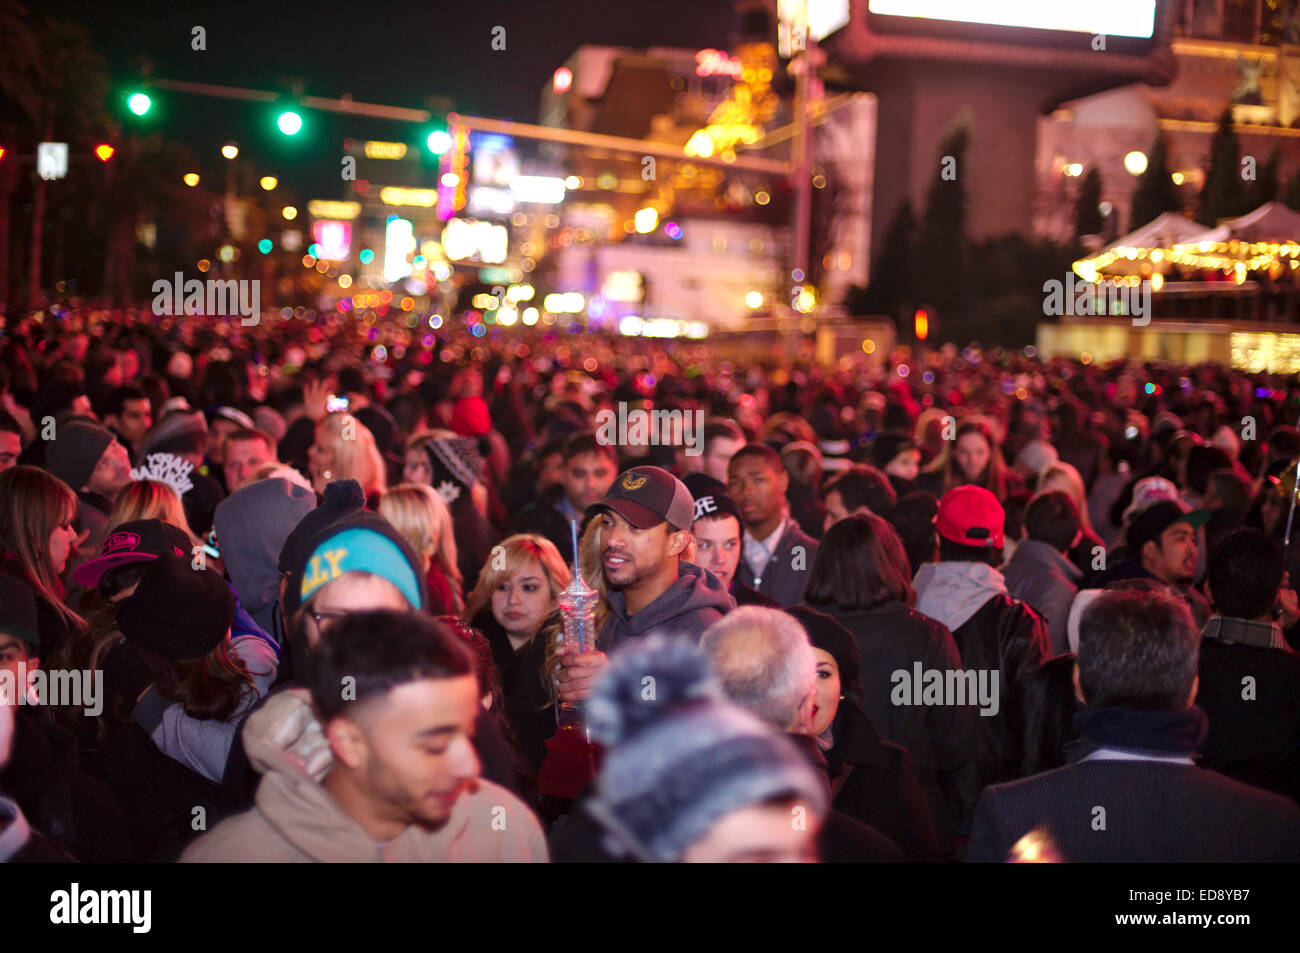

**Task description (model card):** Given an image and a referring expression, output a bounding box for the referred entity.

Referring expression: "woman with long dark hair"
[803,513,979,856]
[59,540,277,785]
[918,418,1022,504]
[0,466,86,657]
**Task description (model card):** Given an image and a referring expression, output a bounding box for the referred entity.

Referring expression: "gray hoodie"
[599,562,736,655]
[913,561,1009,634]
[213,478,316,640]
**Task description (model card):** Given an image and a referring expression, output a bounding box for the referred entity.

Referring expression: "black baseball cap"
[586,466,695,531]
[73,519,193,588]
[1125,499,1210,555]
[117,553,236,661]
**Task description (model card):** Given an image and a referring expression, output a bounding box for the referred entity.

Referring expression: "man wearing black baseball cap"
[555,466,735,703]
[1104,498,1212,627]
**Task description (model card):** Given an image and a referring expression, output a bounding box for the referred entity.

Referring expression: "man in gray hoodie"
[212,476,316,644]
[555,466,736,704]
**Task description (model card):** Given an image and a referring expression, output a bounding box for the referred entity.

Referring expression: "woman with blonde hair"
[464,533,571,696]
[106,479,199,546]
[379,482,465,616]
[505,519,618,781]
[1037,461,1106,574]
[0,466,85,656]
[307,412,386,504]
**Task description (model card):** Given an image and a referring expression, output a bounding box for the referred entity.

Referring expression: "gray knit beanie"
[584,637,829,862]
[46,421,115,491]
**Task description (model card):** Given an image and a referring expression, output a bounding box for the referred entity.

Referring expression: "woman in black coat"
[802,515,980,857]
[787,605,943,862]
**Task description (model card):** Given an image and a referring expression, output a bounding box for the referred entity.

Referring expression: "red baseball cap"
[935,485,1005,550]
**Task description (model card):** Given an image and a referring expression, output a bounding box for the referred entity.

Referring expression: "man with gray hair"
[701,606,940,861]
[702,606,816,732]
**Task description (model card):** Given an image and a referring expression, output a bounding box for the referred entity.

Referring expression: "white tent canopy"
[1184,201,1300,245]
[1076,211,1211,278]
[1103,211,1211,254]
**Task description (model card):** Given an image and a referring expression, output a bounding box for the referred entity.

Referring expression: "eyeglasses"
[306,608,350,631]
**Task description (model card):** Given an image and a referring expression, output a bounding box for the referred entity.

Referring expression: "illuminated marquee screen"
[867,0,1156,39]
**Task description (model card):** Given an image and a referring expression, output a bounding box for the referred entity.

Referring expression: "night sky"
[37,0,740,196]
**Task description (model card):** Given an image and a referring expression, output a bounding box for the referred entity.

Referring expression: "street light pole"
[793,47,813,274]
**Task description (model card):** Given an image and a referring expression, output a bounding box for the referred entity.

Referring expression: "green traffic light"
[426,129,451,155]
[277,110,303,135]
[127,92,152,116]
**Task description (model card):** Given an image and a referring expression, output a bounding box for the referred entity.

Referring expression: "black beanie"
[277,479,363,578]
[47,421,115,491]
[117,554,236,660]
[785,604,862,692]
[869,434,917,471]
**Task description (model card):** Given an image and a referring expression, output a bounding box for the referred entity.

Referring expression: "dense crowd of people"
[0,304,1298,862]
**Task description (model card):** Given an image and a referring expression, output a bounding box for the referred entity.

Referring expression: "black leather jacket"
[942,594,1050,841]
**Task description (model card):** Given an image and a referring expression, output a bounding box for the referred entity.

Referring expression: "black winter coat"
[508,485,575,564]
[814,703,944,862]
[944,594,1050,837]
[816,600,978,856]
[1,708,131,862]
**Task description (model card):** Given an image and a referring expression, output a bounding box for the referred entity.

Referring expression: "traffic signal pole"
[136,77,794,176]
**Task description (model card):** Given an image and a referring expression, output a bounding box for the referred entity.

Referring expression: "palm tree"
[99,134,212,305]
[25,17,109,305]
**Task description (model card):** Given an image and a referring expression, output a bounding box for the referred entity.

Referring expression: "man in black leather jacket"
[912,486,1051,846]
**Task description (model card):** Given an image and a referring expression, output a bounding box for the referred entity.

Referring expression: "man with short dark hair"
[822,464,898,532]
[1002,490,1083,655]
[968,589,1300,861]
[886,491,940,578]
[912,486,1050,837]
[510,433,617,563]
[0,411,23,473]
[1102,499,1211,627]
[102,386,152,460]
[729,444,819,607]
[183,610,547,862]
[699,419,745,484]
[1197,528,1300,804]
